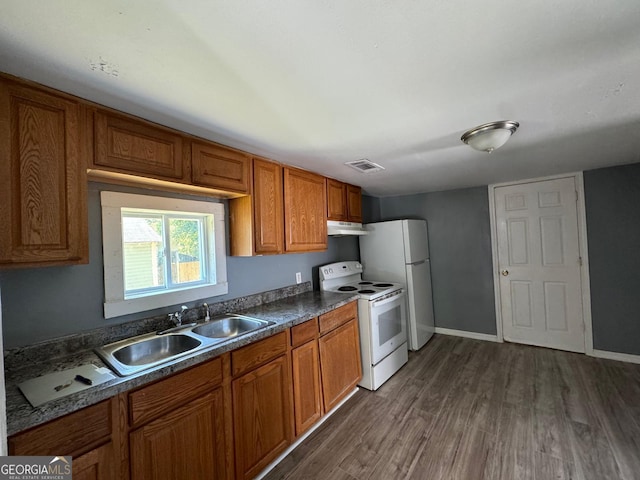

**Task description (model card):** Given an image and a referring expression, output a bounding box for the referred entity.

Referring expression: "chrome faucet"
[158,305,193,335]
[172,305,188,326]
[203,303,210,322]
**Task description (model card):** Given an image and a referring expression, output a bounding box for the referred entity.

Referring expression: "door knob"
[501,270,509,276]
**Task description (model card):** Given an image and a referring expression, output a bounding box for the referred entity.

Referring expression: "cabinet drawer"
[319,302,357,335]
[291,318,318,347]
[232,331,288,377]
[93,110,185,180]
[9,399,112,457]
[129,356,223,427]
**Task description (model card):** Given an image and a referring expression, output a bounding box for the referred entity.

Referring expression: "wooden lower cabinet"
[129,389,227,480]
[9,304,362,480]
[318,315,362,412]
[9,399,118,479]
[232,354,293,480]
[73,443,116,480]
[291,340,323,436]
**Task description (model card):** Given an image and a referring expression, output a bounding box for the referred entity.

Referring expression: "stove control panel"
[320,261,363,280]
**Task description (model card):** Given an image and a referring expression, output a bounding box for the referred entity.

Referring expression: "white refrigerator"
[359,219,435,351]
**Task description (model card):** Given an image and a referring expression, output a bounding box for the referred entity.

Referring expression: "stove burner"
[373,283,393,287]
[359,289,376,294]
[359,281,373,285]
[338,286,358,292]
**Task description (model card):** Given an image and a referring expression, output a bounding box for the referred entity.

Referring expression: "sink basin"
[96,333,202,376]
[96,314,273,377]
[191,316,271,339]
[113,334,202,366]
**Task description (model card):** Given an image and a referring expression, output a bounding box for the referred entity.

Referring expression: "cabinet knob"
[501,270,509,276]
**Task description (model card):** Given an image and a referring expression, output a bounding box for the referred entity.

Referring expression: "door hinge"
[578,256,583,266]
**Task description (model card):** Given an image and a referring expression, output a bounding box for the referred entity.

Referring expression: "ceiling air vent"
[345,159,385,173]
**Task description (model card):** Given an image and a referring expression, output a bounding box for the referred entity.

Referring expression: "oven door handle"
[372,291,405,308]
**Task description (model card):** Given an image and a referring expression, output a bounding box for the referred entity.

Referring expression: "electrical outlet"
[296,272,302,284]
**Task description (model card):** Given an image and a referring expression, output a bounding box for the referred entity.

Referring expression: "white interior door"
[495,177,585,353]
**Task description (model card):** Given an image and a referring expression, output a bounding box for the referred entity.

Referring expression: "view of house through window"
[122,213,208,296]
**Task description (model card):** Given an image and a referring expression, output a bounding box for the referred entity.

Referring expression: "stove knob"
[356,263,362,269]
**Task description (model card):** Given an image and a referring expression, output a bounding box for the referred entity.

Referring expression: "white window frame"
[101,191,228,319]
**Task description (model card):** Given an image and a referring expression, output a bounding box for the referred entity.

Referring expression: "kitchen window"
[101,191,228,318]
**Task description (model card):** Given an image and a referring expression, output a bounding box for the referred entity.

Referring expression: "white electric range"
[320,261,408,390]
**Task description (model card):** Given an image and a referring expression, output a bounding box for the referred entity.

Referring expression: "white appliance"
[319,261,408,390]
[359,219,435,351]
[327,220,368,236]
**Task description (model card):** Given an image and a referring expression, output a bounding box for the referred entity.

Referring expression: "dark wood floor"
[264,334,640,480]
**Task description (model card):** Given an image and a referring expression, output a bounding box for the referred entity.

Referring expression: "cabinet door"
[253,157,284,254]
[0,79,88,267]
[319,318,363,412]
[283,168,327,252]
[73,443,116,480]
[192,141,250,193]
[291,340,323,436]
[233,355,292,480]
[326,179,347,221]
[346,184,362,223]
[93,110,185,181]
[130,389,227,480]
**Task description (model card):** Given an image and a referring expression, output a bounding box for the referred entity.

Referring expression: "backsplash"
[4,282,311,374]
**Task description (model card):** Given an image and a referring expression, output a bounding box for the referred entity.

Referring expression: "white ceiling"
[2,1,640,196]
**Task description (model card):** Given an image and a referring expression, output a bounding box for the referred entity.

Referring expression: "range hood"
[327,220,369,236]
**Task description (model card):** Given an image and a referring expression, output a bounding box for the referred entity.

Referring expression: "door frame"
[488,171,593,355]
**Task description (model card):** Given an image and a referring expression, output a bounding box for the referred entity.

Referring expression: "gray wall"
[371,187,497,335]
[584,163,640,355]
[0,183,358,348]
[364,162,640,356]
[362,195,382,223]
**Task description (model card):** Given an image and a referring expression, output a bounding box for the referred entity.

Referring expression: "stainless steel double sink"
[96,315,273,377]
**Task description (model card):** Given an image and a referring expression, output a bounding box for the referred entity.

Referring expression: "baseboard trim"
[434,327,500,343]
[255,387,360,480]
[591,349,640,365]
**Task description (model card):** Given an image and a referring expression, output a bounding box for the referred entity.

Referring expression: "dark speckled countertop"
[4,289,358,436]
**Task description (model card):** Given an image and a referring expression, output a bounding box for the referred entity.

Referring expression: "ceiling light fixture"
[461,120,519,153]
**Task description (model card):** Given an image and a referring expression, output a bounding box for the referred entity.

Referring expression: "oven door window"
[378,307,403,347]
[371,293,407,364]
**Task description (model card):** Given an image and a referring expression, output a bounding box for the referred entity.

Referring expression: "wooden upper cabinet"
[191,141,250,194]
[92,110,187,181]
[252,157,284,254]
[229,157,283,256]
[0,78,88,268]
[326,179,362,223]
[346,184,362,223]
[327,178,348,221]
[283,167,327,252]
